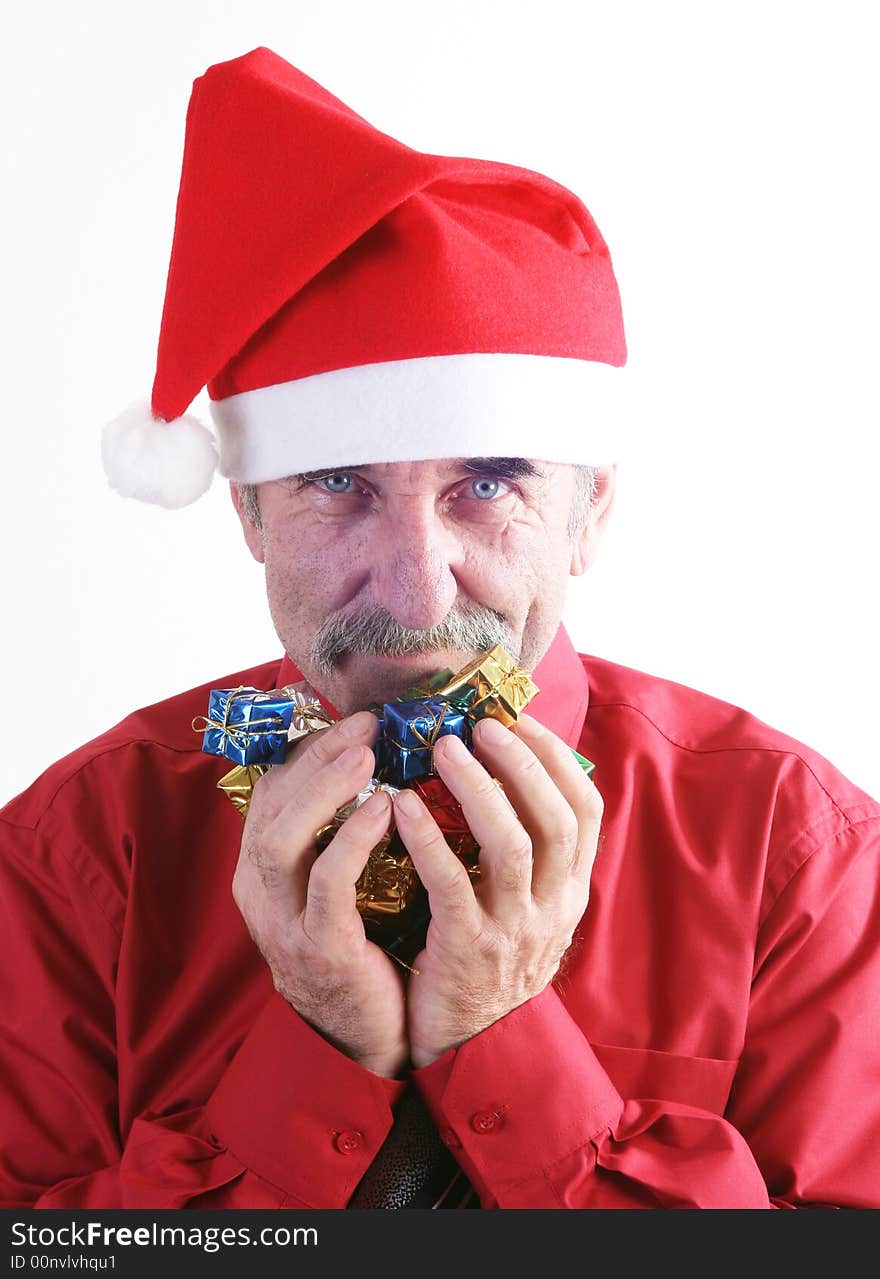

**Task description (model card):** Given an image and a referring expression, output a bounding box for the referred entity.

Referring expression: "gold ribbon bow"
[191,686,285,749]
[388,699,451,756]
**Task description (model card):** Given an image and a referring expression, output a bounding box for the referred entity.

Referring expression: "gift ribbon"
[386,699,451,754]
[469,666,535,714]
[436,649,537,720]
[192,686,333,749]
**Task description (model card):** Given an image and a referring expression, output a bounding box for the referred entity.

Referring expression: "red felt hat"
[102,46,627,508]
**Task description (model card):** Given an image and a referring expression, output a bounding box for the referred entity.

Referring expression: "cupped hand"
[393,713,603,1068]
[232,710,408,1078]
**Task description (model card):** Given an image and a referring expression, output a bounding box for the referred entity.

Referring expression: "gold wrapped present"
[217,762,270,817]
[314,781,419,922]
[355,831,420,919]
[435,642,539,727]
[313,828,421,921]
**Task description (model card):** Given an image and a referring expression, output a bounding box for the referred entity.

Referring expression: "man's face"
[234,458,614,715]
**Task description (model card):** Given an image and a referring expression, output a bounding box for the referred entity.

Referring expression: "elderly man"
[1,47,878,1211]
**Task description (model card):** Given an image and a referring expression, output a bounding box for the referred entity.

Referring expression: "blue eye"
[318,473,354,493]
[470,476,507,500]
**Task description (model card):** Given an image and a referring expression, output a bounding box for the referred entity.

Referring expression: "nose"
[367,498,460,630]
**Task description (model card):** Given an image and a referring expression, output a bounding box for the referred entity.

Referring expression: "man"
[1,46,878,1210]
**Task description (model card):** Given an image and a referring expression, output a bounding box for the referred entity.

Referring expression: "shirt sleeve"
[0,813,404,1210]
[411,819,880,1209]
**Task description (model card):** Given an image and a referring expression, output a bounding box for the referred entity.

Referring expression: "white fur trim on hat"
[102,399,219,509]
[209,353,626,482]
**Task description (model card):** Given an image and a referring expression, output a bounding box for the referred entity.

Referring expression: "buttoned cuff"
[410,984,623,1202]
[206,991,406,1207]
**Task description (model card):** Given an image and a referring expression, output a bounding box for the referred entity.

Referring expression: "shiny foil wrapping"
[572,747,596,779]
[279,681,336,742]
[204,651,588,961]
[314,780,420,923]
[434,643,539,726]
[374,696,472,786]
[196,680,332,767]
[355,832,421,919]
[314,772,489,931]
[411,775,481,882]
[216,762,270,817]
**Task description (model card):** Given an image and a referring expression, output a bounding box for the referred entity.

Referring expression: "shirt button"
[471,1109,502,1134]
[333,1129,364,1154]
[441,1127,462,1149]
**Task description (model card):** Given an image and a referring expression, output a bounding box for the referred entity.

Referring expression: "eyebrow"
[462,457,545,480]
[293,457,545,483]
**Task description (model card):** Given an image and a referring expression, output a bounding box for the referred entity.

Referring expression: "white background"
[2,0,878,806]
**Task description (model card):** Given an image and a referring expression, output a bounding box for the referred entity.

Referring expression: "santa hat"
[102,47,627,509]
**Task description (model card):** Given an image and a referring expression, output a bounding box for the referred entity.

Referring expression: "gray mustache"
[311,602,515,676]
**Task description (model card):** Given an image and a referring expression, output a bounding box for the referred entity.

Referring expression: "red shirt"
[1,625,878,1209]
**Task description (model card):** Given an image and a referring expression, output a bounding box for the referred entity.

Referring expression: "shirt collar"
[276,622,589,749]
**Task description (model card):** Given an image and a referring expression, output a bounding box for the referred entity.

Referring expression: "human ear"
[230,482,266,565]
[569,464,617,576]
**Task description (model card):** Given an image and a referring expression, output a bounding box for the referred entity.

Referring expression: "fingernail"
[478,717,514,746]
[394,789,421,817]
[335,745,364,769]
[361,790,390,816]
[435,733,470,763]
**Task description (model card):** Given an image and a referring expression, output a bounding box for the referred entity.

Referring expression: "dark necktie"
[347,1085,480,1209]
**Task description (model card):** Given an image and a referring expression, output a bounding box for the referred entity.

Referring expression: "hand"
[393,713,603,1068]
[231,711,408,1078]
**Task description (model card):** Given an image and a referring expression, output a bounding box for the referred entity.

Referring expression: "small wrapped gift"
[315,825,420,918]
[356,832,422,921]
[410,775,481,880]
[217,762,270,817]
[373,695,472,786]
[195,681,333,767]
[314,781,424,924]
[279,681,336,742]
[434,643,539,726]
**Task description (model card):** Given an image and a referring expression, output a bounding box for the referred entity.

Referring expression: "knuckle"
[515,750,543,781]
[306,728,339,766]
[305,879,331,920]
[425,824,454,856]
[306,885,336,928]
[307,856,335,898]
[329,806,374,850]
[497,860,530,894]
[509,827,534,862]
[471,772,503,803]
[583,778,604,816]
[245,828,283,869]
[437,865,465,898]
[242,831,289,892]
[437,869,470,910]
[307,857,351,919]
[555,815,581,862]
[289,768,342,819]
[473,923,505,961]
[259,865,285,892]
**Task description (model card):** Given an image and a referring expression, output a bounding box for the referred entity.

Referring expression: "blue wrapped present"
[374,695,472,786]
[195,681,334,768]
[197,686,298,767]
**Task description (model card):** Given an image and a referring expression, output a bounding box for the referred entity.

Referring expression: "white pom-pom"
[101,399,218,509]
